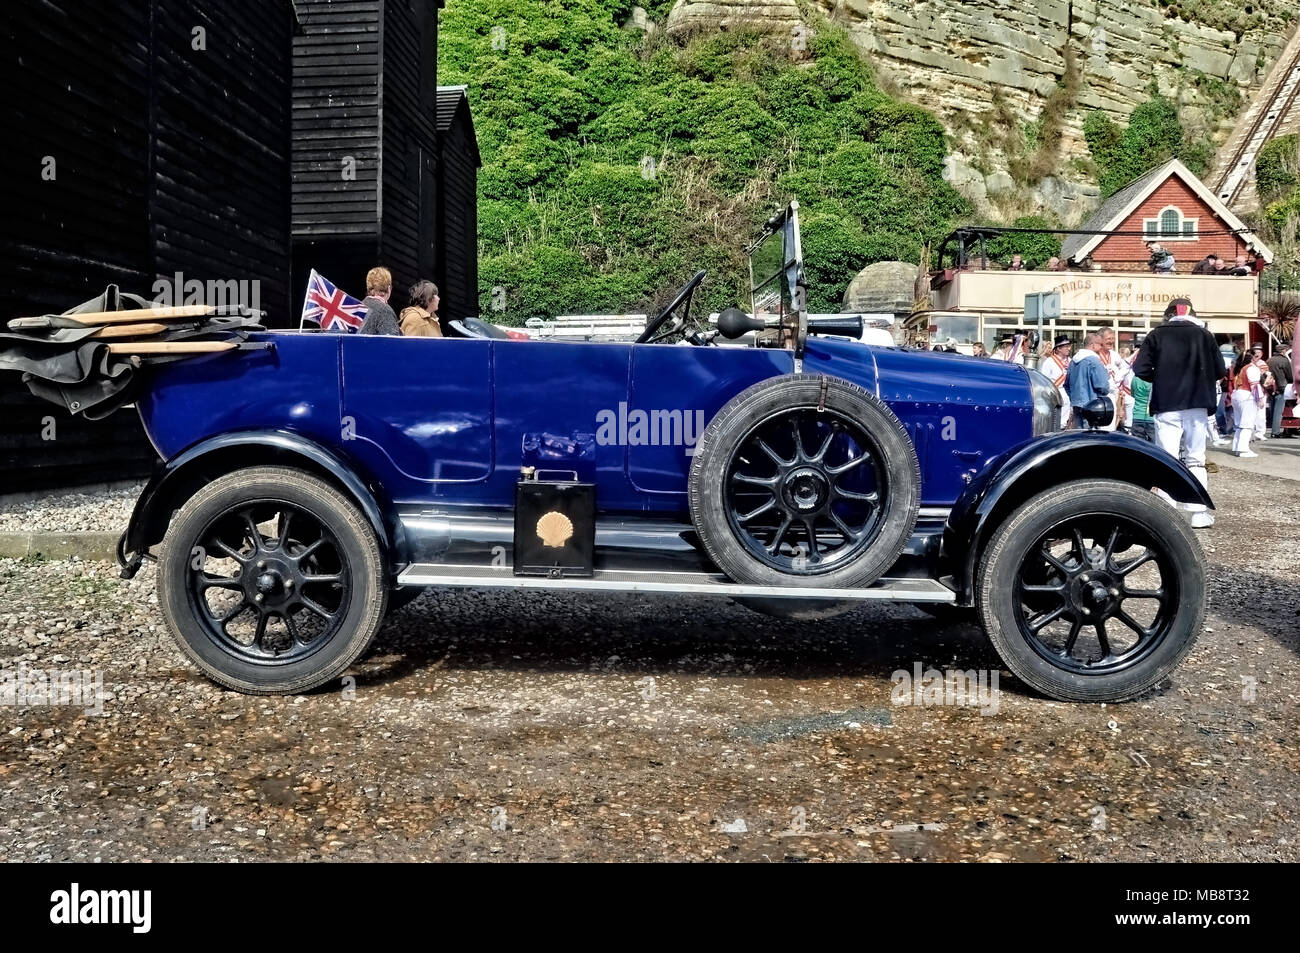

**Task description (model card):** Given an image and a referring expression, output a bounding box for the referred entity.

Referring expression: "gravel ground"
[0,482,144,534]
[0,464,1295,862]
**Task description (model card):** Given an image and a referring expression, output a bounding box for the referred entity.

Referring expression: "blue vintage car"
[115,203,1210,702]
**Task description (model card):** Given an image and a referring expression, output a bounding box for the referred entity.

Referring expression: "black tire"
[976,479,1204,702]
[689,374,920,589]
[158,466,388,694]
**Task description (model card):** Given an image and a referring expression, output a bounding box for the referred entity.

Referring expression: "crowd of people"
[1187,252,1261,276]
[979,245,1266,275]
[964,298,1294,529]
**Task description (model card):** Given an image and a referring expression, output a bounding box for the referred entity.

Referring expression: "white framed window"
[1142,205,1198,240]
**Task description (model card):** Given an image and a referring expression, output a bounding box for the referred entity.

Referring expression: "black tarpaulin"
[0,286,266,420]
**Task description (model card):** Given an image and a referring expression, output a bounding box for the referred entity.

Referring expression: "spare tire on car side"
[689,374,920,591]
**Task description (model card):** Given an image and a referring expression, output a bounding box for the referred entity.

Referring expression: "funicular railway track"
[1215,40,1300,207]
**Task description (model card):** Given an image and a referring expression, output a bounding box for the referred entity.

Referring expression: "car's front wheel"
[157,466,387,694]
[976,479,1204,702]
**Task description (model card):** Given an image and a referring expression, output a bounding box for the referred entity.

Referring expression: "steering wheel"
[636,270,707,344]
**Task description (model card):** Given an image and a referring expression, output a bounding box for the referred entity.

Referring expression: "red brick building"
[1061,159,1273,272]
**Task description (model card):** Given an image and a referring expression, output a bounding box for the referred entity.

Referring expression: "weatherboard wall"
[291,0,384,241]
[291,0,444,304]
[1,0,295,490]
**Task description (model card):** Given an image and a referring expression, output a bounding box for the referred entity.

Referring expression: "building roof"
[1061,157,1274,264]
[436,85,480,166]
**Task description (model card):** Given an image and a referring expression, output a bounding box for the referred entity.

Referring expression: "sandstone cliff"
[665,0,1300,223]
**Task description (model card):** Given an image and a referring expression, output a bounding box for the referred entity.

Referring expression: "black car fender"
[117,429,399,579]
[942,431,1213,604]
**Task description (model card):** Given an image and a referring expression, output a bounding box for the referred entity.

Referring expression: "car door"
[490,339,642,510]
[625,344,794,495]
[340,335,494,497]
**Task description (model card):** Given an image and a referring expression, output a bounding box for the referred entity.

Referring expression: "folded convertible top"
[0,285,267,419]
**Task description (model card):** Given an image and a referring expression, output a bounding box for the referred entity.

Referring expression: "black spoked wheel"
[159,466,387,694]
[977,479,1204,702]
[690,374,919,591]
[726,409,886,575]
[1014,517,1177,676]
[187,501,351,664]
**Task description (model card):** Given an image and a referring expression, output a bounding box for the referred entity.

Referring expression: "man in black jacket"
[1132,297,1221,528]
[1269,342,1294,436]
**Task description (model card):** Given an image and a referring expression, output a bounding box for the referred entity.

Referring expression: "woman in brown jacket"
[399,281,442,337]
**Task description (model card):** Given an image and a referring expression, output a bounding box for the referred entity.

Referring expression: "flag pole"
[299,269,316,333]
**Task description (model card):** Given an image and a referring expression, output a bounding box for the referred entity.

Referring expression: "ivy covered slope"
[1083,96,1212,198]
[1255,134,1300,283]
[438,0,970,319]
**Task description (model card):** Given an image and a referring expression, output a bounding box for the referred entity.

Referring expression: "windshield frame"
[745,200,808,356]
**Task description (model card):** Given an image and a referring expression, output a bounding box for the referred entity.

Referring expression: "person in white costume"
[1231,353,1264,457]
[991,334,1026,365]
[1094,327,1127,432]
[1038,335,1073,428]
[1250,345,1271,441]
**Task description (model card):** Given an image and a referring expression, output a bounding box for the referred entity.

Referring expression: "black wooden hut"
[290,0,444,309]
[0,0,297,490]
[2,0,480,491]
[435,86,481,322]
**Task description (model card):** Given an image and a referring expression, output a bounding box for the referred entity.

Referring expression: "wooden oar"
[90,323,169,339]
[106,341,237,355]
[13,305,216,328]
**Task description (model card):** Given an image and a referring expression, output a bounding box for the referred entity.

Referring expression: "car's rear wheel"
[976,479,1203,702]
[689,374,920,590]
[158,466,387,694]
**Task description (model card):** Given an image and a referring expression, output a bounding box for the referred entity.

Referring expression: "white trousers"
[1231,392,1257,453]
[1154,409,1209,513]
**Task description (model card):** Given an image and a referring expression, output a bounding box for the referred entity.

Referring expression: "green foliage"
[1258,138,1300,288]
[439,1,969,320]
[1265,192,1300,235]
[1188,71,1242,121]
[1256,134,1300,204]
[982,216,1063,269]
[1083,97,1199,196]
[1082,111,1121,165]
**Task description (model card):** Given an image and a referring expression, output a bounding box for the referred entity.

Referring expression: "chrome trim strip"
[917,507,952,519]
[395,564,958,602]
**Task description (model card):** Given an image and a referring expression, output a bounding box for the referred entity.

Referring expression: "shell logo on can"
[536,511,574,548]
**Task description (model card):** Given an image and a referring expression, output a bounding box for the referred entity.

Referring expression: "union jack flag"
[300,269,367,332]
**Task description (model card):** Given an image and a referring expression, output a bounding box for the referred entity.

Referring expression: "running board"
[395,564,957,603]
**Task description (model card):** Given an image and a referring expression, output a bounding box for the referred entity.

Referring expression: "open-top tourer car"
[24,201,1207,702]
